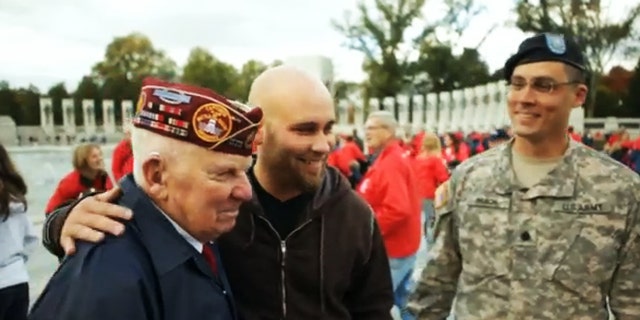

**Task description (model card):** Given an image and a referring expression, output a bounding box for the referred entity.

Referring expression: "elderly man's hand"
[61,187,131,255]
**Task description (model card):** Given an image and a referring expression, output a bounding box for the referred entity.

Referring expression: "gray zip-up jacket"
[0,201,38,290]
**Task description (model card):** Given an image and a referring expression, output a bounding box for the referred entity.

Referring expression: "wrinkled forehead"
[190,148,253,171]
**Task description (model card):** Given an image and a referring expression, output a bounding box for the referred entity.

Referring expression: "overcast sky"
[0,0,637,91]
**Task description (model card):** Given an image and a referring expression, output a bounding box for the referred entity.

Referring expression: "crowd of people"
[0,31,638,320]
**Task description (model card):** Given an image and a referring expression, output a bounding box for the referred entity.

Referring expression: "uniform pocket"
[544,222,620,303]
[457,197,511,277]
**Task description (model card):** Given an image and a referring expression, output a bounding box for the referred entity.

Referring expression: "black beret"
[504,33,588,81]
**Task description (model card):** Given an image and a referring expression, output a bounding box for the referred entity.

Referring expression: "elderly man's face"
[364,117,392,151]
[163,147,253,242]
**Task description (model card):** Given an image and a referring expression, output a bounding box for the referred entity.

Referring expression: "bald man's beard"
[261,133,325,193]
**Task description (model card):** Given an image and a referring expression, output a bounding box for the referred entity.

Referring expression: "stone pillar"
[369,98,379,114]
[486,82,500,129]
[62,98,76,135]
[412,94,423,131]
[382,97,394,112]
[39,97,54,137]
[353,97,365,127]
[437,92,451,134]
[496,80,509,127]
[82,99,96,135]
[463,88,476,132]
[451,90,465,132]
[102,99,116,134]
[396,95,409,127]
[426,93,438,132]
[121,100,134,131]
[473,85,488,131]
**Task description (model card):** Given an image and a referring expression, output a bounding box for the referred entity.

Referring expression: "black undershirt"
[248,168,313,239]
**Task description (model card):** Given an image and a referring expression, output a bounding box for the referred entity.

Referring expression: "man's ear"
[254,124,264,146]
[573,84,589,108]
[142,153,168,200]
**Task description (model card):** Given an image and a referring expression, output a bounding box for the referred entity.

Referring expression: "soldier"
[408,33,640,319]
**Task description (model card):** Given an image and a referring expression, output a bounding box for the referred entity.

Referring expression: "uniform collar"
[491,139,580,199]
[119,176,202,274]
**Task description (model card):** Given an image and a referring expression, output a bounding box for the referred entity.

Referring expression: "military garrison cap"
[132,77,263,156]
[504,33,588,81]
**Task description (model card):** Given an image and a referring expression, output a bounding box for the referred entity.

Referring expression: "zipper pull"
[281,241,286,267]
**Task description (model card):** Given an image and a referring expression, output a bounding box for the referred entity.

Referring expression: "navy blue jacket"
[29,176,236,320]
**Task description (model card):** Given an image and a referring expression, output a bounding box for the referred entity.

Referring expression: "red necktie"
[201,245,219,276]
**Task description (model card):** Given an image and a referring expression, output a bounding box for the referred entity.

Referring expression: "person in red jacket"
[45,143,113,214]
[412,132,449,244]
[111,130,133,182]
[357,111,421,320]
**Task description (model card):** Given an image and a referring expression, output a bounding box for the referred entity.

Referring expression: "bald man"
[41,66,395,320]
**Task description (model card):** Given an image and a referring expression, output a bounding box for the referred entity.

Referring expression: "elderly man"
[40,66,394,319]
[409,33,640,319]
[29,78,262,320]
[357,111,421,320]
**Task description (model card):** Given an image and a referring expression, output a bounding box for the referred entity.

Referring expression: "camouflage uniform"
[408,140,640,320]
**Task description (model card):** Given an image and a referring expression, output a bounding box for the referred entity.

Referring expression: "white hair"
[367,110,398,134]
[130,127,195,186]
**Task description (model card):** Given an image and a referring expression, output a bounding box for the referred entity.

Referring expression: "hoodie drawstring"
[319,216,326,316]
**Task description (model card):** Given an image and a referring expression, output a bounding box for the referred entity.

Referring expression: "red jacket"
[46,170,113,214]
[356,141,421,258]
[340,141,365,164]
[442,143,470,165]
[112,139,133,182]
[413,154,449,199]
[327,149,351,177]
[409,131,425,156]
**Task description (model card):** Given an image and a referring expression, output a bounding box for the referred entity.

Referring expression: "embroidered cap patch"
[545,33,566,55]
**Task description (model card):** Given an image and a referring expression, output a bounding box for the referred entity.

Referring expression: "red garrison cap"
[132,77,263,156]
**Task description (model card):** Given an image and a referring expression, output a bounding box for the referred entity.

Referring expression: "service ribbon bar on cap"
[132,77,263,157]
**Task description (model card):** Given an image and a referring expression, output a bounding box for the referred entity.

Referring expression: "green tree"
[416,46,490,93]
[514,0,640,116]
[74,76,101,126]
[333,0,429,100]
[0,82,21,125]
[230,60,268,101]
[14,85,40,126]
[92,32,178,101]
[47,82,70,126]
[181,47,239,98]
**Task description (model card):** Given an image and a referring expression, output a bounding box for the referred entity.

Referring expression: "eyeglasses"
[508,77,581,94]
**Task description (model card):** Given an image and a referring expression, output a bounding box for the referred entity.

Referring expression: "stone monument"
[121,100,134,131]
[62,98,76,134]
[102,99,116,134]
[426,93,438,132]
[39,97,54,136]
[82,99,96,135]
